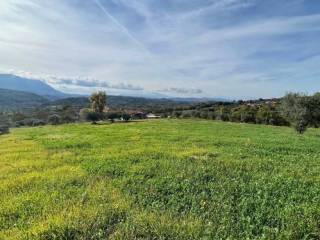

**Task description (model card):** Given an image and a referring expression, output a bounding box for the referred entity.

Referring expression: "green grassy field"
[1,119,320,239]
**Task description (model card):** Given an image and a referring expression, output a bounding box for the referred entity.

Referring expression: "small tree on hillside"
[280,93,309,134]
[90,91,107,114]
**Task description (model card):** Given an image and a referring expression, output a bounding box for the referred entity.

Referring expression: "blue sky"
[0,0,320,99]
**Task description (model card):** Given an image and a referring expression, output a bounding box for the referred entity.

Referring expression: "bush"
[199,111,209,119]
[230,109,241,122]
[122,113,131,122]
[207,112,216,120]
[216,107,230,121]
[79,108,91,122]
[60,106,77,123]
[87,111,102,124]
[180,111,192,118]
[106,112,122,123]
[172,111,182,118]
[0,125,9,135]
[48,114,61,125]
[294,119,308,134]
[0,114,10,135]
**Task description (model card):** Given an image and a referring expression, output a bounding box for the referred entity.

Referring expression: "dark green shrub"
[48,114,61,125]
[87,112,102,124]
[0,114,10,135]
[0,125,9,135]
[122,113,131,122]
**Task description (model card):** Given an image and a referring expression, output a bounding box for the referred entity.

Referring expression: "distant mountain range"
[0,74,230,111]
[0,74,68,99]
[0,74,230,101]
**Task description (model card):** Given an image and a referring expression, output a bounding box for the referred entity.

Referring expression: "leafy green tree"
[90,91,107,114]
[280,93,309,134]
[305,92,320,128]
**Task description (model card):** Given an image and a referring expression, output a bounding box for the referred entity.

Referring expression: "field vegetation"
[1,119,320,239]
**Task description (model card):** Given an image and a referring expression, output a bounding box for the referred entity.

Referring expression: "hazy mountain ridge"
[0,74,229,111]
[0,88,190,111]
[0,74,67,98]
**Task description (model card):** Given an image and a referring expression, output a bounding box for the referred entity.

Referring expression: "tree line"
[1,91,320,135]
[166,92,320,134]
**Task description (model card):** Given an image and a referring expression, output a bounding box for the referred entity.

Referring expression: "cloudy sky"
[0,0,320,99]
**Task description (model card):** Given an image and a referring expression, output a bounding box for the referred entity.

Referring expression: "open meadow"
[1,119,320,239]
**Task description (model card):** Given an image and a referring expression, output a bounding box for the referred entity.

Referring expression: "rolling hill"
[0,88,49,110]
[47,95,191,110]
[0,89,191,112]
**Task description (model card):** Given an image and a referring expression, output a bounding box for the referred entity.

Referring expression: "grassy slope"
[1,120,320,239]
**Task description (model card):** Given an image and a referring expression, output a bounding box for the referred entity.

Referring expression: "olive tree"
[280,93,309,134]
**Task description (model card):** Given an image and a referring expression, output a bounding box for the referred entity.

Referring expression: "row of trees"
[11,106,77,126]
[171,104,288,126]
[170,92,320,134]
[1,91,319,135]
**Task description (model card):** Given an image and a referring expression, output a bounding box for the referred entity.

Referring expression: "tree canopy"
[90,91,107,114]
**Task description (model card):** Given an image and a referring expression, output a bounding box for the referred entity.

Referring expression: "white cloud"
[0,0,319,98]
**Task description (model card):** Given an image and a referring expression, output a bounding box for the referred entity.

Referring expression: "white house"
[146,113,161,119]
